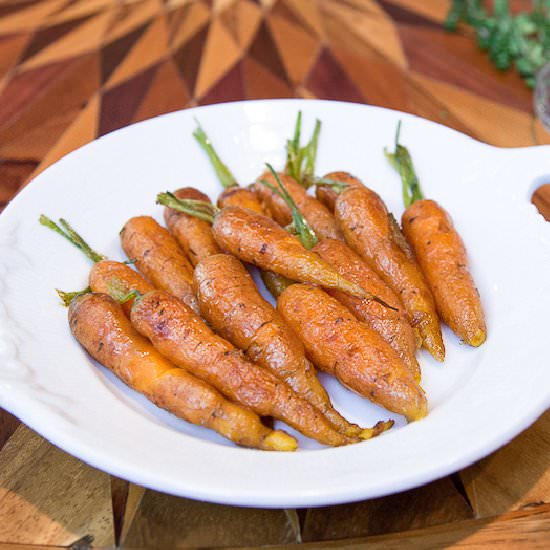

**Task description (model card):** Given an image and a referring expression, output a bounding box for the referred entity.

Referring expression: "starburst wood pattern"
[0,1,549,548]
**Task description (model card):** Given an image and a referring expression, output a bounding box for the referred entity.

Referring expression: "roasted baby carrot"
[193,254,387,439]
[335,183,445,361]
[255,171,343,240]
[315,171,364,212]
[278,284,427,422]
[163,187,221,266]
[89,260,154,315]
[313,238,420,381]
[70,293,297,451]
[156,192,383,302]
[120,216,199,313]
[130,289,359,446]
[385,124,486,347]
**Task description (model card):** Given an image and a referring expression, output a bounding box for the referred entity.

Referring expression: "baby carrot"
[313,238,420,381]
[385,123,486,347]
[163,187,221,266]
[156,190,384,303]
[278,284,427,422]
[334,180,445,361]
[120,216,199,313]
[194,253,388,439]
[70,293,297,451]
[130,289,360,446]
[255,171,343,240]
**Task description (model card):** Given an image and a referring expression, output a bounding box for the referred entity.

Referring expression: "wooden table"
[0,1,549,548]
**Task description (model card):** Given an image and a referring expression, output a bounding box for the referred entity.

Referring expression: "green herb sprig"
[445,0,550,87]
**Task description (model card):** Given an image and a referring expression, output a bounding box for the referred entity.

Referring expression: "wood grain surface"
[0,0,548,547]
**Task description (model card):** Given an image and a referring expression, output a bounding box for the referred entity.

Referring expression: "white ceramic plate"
[1,100,549,508]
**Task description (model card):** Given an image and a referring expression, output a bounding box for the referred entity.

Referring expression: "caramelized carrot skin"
[164,188,221,266]
[194,254,362,436]
[120,216,199,313]
[316,171,364,212]
[218,186,269,216]
[255,171,343,240]
[313,239,420,381]
[68,293,295,450]
[402,199,486,347]
[89,260,155,316]
[278,285,427,421]
[130,290,357,446]
[212,206,365,298]
[336,186,445,361]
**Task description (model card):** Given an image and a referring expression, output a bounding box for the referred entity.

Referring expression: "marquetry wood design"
[0,0,549,548]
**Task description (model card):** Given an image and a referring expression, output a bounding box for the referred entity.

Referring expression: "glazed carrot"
[130,289,359,446]
[278,284,427,422]
[70,293,297,451]
[194,254,389,439]
[335,182,445,361]
[255,171,343,240]
[217,186,269,215]
[315,171,364,212]
[385,124,486,347]
[313,238,420,381]
[120,216,199,313]
[156,192,384,303]
[163,187,221,266]
[89,260,154,315]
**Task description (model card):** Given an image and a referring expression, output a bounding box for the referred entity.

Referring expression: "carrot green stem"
[193,120,239,189]
[384,121,425,208]
[156,191,219,224]
[284,112,321,188]
[303,119,321,184]
[39,215,106,263]
[56,287,91,307]
[285,111,303,182]
[261,163,318,250]
[106,278,143,304]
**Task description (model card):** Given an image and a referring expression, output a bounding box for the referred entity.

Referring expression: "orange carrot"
[130,289,360,446]
[156,192,385,303]
[278,284,427,422]
[194,253,390,439]
[70,293,297,451]
[255,171,343,240]
[335,182,445,361]
[385,123,486,346]
[163,187,221,266]
[120,216,199,313]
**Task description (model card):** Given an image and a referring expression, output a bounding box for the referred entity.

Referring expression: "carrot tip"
[467,329,487,348]
[358,419,394,440]
[261,430,298,452]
